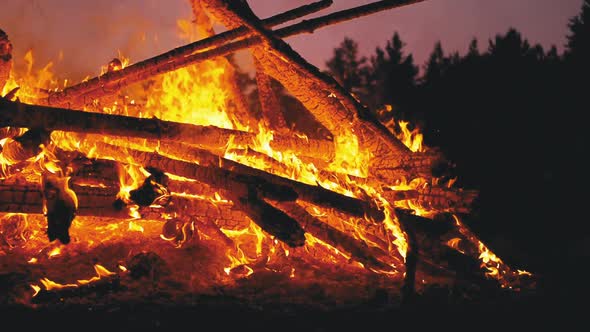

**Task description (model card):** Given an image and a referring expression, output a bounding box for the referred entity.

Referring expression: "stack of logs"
[0,0,506,295]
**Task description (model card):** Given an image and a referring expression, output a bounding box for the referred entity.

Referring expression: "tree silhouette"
[565,0,590,67]
[422,41,446,85]
[325,37,368,99]
[366,32,418,121]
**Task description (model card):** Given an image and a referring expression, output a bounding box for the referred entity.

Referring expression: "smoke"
[1,0,190,82]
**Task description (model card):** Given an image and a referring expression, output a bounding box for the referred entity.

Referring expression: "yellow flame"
[48,246,61,258]
[30,284,41,297]
[143,19,235,130]
[220,221,271,274]
[39,277,78,291]
[128,221,144,232]
[3,50,62,102]
[328,129,371,178]
[78,264,116,285]
[379,105,425,152]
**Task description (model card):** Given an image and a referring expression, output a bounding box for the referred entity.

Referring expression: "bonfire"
[0,0,534,311]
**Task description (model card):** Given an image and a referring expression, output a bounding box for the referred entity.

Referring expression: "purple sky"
[0,0,584,81]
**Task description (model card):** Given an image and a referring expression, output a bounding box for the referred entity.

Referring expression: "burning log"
[80,141,384,221]
[271,200,399,273]
[0,98,335,162]
[202,0,437,182]
[37,0,334,108]
[0,29,11,93]
[414,186,479,214]
[223,184,306,247]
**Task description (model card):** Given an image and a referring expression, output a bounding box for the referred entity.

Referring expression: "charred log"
[0,128,50,165]
[224,184,306,247]
[0,179,125,218]
[271,200,399,273]
[128,167,171,207]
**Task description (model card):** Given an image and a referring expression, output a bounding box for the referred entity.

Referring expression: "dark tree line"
[323,1,589,283]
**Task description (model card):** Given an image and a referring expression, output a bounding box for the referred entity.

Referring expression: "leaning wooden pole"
[37,0,333,108]
[35,1,425,110]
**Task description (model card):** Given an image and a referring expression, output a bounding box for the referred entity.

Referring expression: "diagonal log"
[222,184,306,247]
[34,1,423,110]
[36,0,334,108]
[270,200,398,273]
[202,0,436,183]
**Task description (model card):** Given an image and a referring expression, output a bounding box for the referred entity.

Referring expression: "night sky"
[0,0,584,80]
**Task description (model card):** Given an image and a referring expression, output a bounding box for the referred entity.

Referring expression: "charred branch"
[224,184,306,247]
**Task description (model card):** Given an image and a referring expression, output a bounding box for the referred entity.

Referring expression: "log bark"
[0,29,11,94]
[0,180,124,217]
[202,0,435,182]
[0,99,335,162]
[253,57,288,132]
[36,0,333,108]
